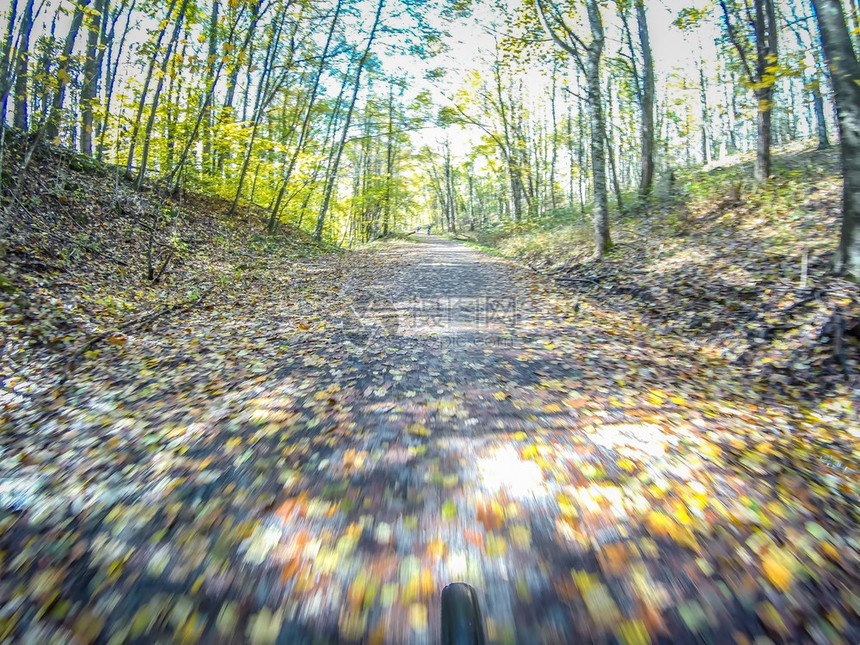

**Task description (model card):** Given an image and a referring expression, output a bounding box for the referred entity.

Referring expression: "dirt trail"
[1,237,857,644]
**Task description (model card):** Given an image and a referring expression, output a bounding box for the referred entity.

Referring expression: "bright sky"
[18,0,723,159]
[387,0,722,155]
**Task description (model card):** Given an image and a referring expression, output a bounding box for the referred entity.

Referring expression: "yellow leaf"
[762,550,794,591]
[522,444,538,459]
[510,524,531,548]
[646,511,674,536]
[617,458,636,472]
[646,391,664,405]
[406,423,430,437]
[408,603,427,631]
[616,619,651,645]
[557,494,577,518]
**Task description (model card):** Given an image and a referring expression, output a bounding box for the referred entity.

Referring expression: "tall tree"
[44,0,91,142]
[535,0,611,258]
[268,0,342,233]
[228,0,297,215]
[313,0,384,241]
[201,0,219,172]
[134,0,190,189]
[125,0,179,177]
[80,0,107,154]
[619,0,654,197]
[97,0,137,160]
[719,0,779,183]
[0,0,18,115]
[11,0,34,130]
[634,0,654,197]
[811,0,860,279]
[786,0,830,149]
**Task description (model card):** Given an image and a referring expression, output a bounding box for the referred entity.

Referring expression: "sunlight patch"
[589,423,672,457]
[477,445,546,498]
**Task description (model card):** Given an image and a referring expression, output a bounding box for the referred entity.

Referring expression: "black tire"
[441,583,486,645]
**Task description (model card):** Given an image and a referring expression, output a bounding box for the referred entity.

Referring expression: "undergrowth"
[460,142,860,403]
[0,135,328,395]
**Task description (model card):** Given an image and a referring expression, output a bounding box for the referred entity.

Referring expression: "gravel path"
[1,236,857,644]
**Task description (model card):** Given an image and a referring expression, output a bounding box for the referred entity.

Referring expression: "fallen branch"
[829,308,851,377]
[549,258,572,275]
[554,277,602,286]
[59,285,217,385]
[152,252,173,284]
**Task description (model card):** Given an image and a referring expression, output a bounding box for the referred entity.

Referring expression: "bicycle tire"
[441,583,486,645]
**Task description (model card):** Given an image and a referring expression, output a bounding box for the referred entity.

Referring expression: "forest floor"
[462,143,860,406]
[1,141,859,644]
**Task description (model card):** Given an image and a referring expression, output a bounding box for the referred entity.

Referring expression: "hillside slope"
[461,143,860,409]
[0,134,331,407]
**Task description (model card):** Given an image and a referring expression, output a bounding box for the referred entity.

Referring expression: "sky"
[12,0,725,159]
[389,0,721,155]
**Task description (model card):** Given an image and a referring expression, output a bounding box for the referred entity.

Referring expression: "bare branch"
[718,0,756,85]
[535,0,585,69]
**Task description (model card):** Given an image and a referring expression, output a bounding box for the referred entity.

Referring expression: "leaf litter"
[0,233,858,644]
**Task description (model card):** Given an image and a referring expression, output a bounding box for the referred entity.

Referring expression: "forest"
[0,0,859,644]
[0,0,857,264]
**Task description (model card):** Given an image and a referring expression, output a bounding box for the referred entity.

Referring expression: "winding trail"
[1,236,857,644]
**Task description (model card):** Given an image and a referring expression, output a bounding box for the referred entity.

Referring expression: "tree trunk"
[492,57,522,222]
[126,0,178,176]
[719,0,777,182]
[44,0,90,142]
[202,0,219,172]
[577,101,586,215]
[754,88,773,182]
[605,81,623,213]
[812,76,830,149]
[586,82,610,254]
[164,35,187,172]
[445,142,457,233]
[0,0,18,115]
[135,0,190,189]
[80,0,106,154]
[699,63,710,164]
[219,1,261,174]
[584,10,611,256]
[313,0,384,241]
[812,0,860,279]
[12,0,34,130]
[164,5,244,193]
[754,0,778,182]
[468,172,475,230]
[786,0,830,150]
[230,6,292,215]
[383,80,395,236]
[535,0,611,256]
[268,0,341,233]
[567,103,576,211]
[549,64,559,210]
[725,81,738,153]
[635,0,655,197]
[98,0,137,161]
[846,0,860,54]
